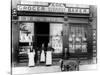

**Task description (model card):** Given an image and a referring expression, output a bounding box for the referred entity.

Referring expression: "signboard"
[17,4,89,14]
[17,5,66,13]
[18,16,64,22]
[68,8,89,14]
[49,3,65,8]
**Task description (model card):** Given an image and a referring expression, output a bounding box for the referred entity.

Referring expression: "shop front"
[17,16,64,65]
[12,1,94,66]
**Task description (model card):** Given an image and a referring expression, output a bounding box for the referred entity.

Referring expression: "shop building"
[11,0,97,66]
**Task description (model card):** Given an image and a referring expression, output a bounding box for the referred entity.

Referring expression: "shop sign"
[17,5,89,14]
[18,16,64,22]
[68,8,89,14]
[17,5,66,13]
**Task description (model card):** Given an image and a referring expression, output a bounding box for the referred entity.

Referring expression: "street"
[12,64,97,75]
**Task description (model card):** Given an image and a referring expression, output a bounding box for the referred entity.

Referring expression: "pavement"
[12,64,97,75]
[12,66,61,75]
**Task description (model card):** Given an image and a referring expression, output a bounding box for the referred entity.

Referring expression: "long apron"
[46,51,52,65]
[28,52,35,66]
[40,50,45,62]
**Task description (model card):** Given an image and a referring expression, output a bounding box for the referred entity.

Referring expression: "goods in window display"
[72,34,75,38]
[69,44,73,48]
[72,45,76,50]
[69,37,73,42]
[93,36,96,40]
[51,36,62,53]
[78,34,82,37]
[19,23,34,42]
[25,34,28,41]
[75,37,81,42]
[93,41,96,44]
[82,43,87,52]
[69,48,75,53]
[93,30,96,38]
[69,25,88,54]
[20,33,25,42]
[75,44,81,49]
[82,37,87,41]
[20,33,33,42]
[69,45,75,53]
[19,48,25,54]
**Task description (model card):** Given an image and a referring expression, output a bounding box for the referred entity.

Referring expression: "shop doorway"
[34,22,50,49]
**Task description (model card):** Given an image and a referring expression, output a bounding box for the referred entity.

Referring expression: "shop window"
[19,22,34,54]
[19,23,34,42]
[50,23,63,53]
[69,25,87,53]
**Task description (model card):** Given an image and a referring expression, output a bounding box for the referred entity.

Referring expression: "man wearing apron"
[46,43,54,66]
[40,44,46,63]
[28,46,35,67]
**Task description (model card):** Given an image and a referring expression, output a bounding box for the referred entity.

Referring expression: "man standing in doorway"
[46,43,54,66]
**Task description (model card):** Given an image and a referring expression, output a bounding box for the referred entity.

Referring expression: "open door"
[34,22,49,48]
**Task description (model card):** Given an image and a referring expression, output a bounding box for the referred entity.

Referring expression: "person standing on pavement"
[40,43,46,63]
[46,43,54,66]
[28,46,35,67]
